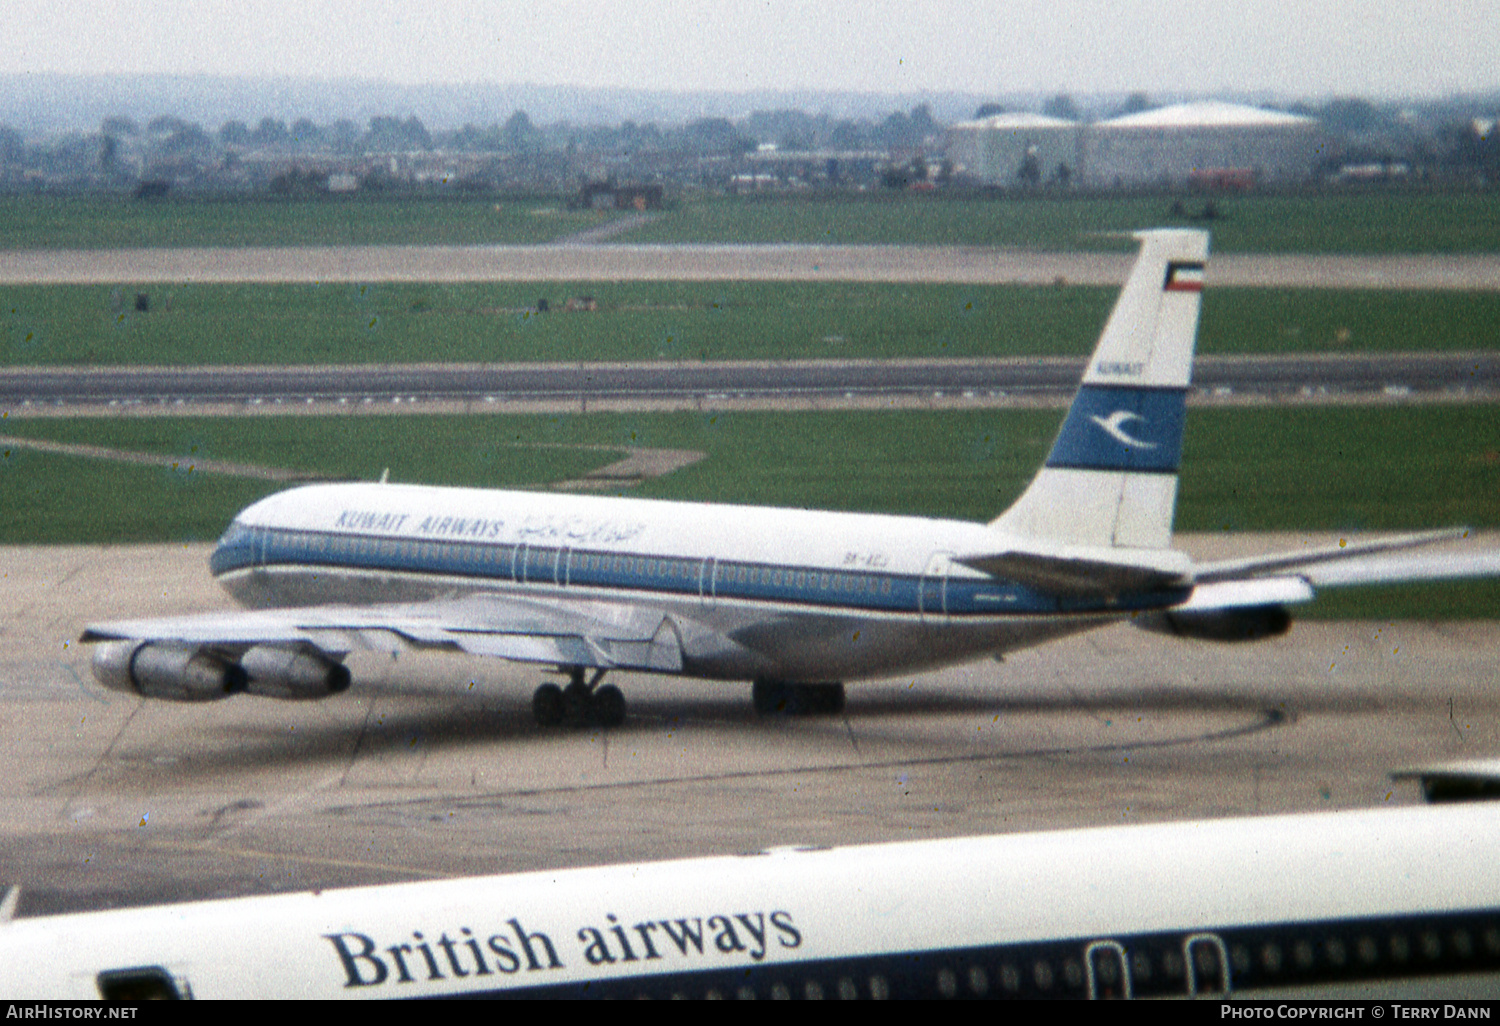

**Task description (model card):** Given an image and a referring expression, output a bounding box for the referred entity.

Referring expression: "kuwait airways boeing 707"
[82,230,1480,725]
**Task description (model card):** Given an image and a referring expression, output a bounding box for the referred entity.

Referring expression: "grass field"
[5,405,1493,616]
[0,195,608,250]
[3,191,1499,253]
[627,192,1500,253]
[4,404,1493,529]
[5,280,1496,367]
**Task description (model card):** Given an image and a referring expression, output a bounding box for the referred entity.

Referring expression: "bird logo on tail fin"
[1089,410,1158,449]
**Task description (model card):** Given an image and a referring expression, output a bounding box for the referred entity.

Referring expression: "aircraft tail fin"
[990,229,1208,554]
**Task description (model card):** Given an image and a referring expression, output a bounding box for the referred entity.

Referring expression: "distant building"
[576,182,665,210]
[1085,101,1324,188]
[947,112,1082,186]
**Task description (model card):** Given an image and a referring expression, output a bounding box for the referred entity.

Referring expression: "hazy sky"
[9,1,1498,98]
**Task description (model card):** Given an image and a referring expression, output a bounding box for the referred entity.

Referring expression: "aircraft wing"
[958,529,1496,625]
[81,593,685,674]
[1191,528,1481,586]
[1165,527,1497,621]
[1181,527,1500,605]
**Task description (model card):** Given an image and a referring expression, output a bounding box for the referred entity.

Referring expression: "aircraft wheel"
[803,682,846,715]
[593,684,626,727]
[752,679,791,716]
[753,680,844,716]
[563,680,593,720]
[532,683,566,727]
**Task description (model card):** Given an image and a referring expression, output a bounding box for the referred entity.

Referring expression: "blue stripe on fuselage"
[209,525,1189,617]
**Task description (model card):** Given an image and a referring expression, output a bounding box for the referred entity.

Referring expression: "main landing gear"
[533,667,626,728]
[752,679,846,716]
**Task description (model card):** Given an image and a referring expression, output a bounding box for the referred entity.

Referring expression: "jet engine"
[240,646,352,700]
[92,641,248,702]
[1133,604,1293,643]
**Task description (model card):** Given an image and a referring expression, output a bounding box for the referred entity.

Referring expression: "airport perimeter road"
[1,541,1496,916]
[1,245,1498,289]
[2,353,1496,410]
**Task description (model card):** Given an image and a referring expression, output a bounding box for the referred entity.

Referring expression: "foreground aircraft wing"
[82,593,685,674]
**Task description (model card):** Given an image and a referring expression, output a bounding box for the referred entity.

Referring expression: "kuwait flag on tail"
[1164,261,1206,292]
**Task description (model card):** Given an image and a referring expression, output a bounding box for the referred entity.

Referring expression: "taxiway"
[1,541,1495,917]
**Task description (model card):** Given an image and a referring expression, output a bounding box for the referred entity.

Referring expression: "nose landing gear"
[533,667,626,728]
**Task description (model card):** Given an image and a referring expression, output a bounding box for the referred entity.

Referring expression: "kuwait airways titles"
[335,506,647,545]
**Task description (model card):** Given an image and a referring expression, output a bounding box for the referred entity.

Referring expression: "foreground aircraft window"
[1132,950,1153,981]
[96,966,183,1000]
[1451,929,1473,957]
[1293,939,1315,968]
[1000,963,1021,992]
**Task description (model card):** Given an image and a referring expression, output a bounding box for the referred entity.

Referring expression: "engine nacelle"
[240,646,352,701]
[92,641,248,702]
[1133,604,1293,643]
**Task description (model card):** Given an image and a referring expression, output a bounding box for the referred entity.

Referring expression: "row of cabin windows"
[248,528,897,598]
[630,921,1500,1000]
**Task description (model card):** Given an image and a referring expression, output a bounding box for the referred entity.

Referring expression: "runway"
[2,541,1496,917]
[2,244,1498,289]
[3,352,1496,412]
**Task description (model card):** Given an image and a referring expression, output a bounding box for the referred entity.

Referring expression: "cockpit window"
[217,521,252,547]
[97,965,184,1000]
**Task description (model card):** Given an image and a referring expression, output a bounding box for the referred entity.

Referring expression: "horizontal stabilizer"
[956,544,1192,598]
[1193,528,1474,585]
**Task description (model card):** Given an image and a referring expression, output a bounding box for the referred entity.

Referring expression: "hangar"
[1084,101,1325,188]
[947,112,1083,187]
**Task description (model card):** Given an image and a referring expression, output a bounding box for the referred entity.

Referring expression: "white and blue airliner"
[82,230,1477,725]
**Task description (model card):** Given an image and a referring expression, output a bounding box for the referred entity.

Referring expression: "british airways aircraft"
[4,802,1500,998]
[81,230,1472,725]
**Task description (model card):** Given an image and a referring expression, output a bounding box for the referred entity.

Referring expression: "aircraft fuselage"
[210,482,1183,683]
